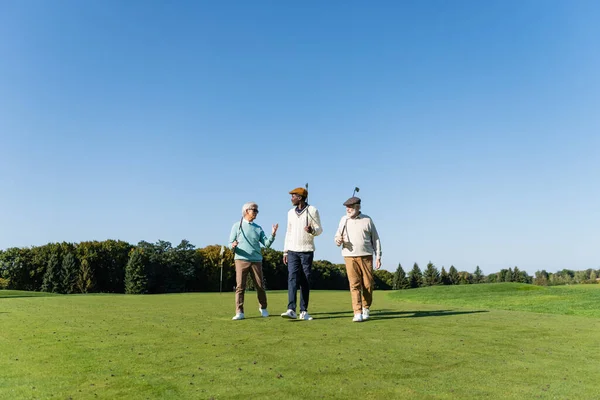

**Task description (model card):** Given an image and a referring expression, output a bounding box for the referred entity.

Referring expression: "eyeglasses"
[248,208,259,213]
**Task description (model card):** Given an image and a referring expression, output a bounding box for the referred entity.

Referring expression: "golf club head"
[353,187,360,197]
[219,245,225,257]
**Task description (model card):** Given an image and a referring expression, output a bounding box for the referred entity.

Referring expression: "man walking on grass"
[281,187,322,321]
[229,202,278,321]
[334,196,381,322]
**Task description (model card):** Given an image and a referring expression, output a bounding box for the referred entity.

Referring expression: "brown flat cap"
[343,197,361,206]
[289,187,308,198]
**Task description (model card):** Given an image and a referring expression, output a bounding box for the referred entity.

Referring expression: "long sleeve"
[259,228,276,249]
[370,219,382,258]
[309,207,323,237]
[283,211,292,254]
[229,222,239,249]
[334,216,347,245]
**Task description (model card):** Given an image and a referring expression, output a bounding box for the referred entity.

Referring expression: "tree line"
[391,263,532,289]
[0,239,395,294]
[1,240,596,293]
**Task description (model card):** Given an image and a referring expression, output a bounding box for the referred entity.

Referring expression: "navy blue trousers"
[287,251,314,312]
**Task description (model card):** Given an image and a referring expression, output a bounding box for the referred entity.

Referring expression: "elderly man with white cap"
[334,196,382,322]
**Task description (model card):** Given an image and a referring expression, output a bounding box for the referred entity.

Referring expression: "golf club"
[219,245,225,294]
[341,186,360,242]
[305,182,309,227]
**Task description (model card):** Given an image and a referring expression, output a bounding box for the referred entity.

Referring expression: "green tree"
[458,271,472,284]
[423,262,440,286]
[448,265,459,285]
[504,268,513,282]
[125,249,148,294]
[61,252,79,294]
[77,258,95,293]
[408,262,422,288]
[373,269,394,290]
[534,270,549,286]
[393,263,408,290]
[473,266,483,283]
[512,267,521,282]
[440,266,450,285]
[590,270,598,283]
[41,252,64,293]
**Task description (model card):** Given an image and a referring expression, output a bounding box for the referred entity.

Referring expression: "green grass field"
[1,284,599,399]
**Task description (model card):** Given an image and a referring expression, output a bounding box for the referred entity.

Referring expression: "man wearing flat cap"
[334,196,382,322]
[281,187,323,321]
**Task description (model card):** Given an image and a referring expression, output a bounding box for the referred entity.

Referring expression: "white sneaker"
[362,308,370,320]
[353,313,363,322]
[299,311,313,321]
[281,309,297,319]
[232,312,245,320]
[259,308,269,318]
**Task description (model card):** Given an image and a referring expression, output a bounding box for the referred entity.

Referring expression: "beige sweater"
[334,213,382,258]
[284,205,322,254]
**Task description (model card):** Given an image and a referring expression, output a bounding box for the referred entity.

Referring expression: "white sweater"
[283,205,322,254]
[334,213,382,258]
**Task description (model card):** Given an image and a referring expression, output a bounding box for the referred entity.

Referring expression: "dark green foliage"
[0,247,34,290]
[408,263,422,288]
[393,263,409,290]
[41,252,64,293]
[512,267,521,282]
[423,262,440,286]
[77,258,95,293]
[373,269,393,289]
[3,239,587,293]
[61,252,79,294]
[74,240,131,293]
[312,260,348,290]
[125,249,148,294]
[534,270,549,286]
[459,271,473,285]
[261,248,288,290]
[441,267,451,285]
[448,265,459,285]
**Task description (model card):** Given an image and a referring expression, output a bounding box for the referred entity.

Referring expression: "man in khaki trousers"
[334,196,382,322]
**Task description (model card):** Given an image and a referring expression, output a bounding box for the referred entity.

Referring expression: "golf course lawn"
[1,284,598,399]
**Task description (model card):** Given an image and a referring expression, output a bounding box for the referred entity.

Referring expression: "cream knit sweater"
[334,213,382,258]
[283,205,322,254]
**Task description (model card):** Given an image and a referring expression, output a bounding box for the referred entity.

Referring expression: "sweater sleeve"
[229,222,239,249]
[334,216,346,245]
[370,219,382,258]
[259,227,276,249]
[283,211,291,255]
[309,207,323,237]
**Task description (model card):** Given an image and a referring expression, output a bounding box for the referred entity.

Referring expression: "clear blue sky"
[1,1,599,275]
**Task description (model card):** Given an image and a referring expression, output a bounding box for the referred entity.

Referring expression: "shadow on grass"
[0,295,57,299]
[310,309,488,320]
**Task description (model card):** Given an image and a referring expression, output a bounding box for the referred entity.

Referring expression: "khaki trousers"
[235,260,267,313]
[344,256,374,313]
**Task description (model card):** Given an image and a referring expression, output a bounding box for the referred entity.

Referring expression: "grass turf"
[1,285,599,399]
